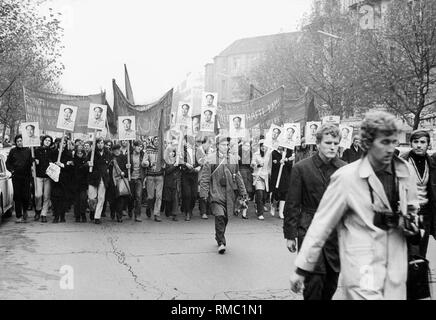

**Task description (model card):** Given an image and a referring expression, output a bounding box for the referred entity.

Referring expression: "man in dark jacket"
[341,135,363,163]
[87,137,112,224]
[6,135,33,223]
[283,123,346,300]
[199,136,248,254]
[73,145,89,222]
[403,130,436,258]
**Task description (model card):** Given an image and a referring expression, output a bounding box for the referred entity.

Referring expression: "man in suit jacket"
[290,111,420,300]
[342,135,363,163]
[283,123,346,300]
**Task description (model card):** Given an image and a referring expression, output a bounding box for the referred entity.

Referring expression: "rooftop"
[217,32,300,57]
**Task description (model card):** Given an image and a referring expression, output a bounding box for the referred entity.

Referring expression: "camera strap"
[367,161,399,212]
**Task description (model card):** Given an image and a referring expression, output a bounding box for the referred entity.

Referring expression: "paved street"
[1,204,436,300]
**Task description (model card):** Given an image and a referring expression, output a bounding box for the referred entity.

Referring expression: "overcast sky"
[41,0,313,105]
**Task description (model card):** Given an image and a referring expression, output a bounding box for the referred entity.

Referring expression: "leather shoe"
[154,216,162,222]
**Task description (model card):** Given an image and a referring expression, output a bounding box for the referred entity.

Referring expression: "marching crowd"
[3,110,436,299]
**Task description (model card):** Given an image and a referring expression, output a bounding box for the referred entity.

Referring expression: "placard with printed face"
[229,114,246,138]
[20,122,41,147]
[87,103,107,130]
[279,123,301,149]
[264,124,283,150]
[201,92,218,108]
[177,102,193,128]
[339,125,353,149]
[56,104,78,132]
[305,121,322,145]
[191,115,201,136]
[322,115,340,125]
[118,116,136,140]
[200,106,216,133]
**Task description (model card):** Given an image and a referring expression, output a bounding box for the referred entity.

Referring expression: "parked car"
[0,147,13,221]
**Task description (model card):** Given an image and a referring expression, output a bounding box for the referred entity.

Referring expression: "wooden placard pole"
[275,148,288,189]
[57,131,66,163]
[175,129,183,166]
[127,142,131,181]
[89,129,97,173]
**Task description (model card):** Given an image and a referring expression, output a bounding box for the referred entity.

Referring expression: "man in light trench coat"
[290,111,420,300]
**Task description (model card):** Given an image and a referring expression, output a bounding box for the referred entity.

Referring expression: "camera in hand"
[373,208,399,230]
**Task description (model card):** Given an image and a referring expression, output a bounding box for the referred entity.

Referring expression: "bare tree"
[355,0,436,129]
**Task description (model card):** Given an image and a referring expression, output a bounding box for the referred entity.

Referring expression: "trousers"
[212,202,228,246]
[146,175,163,216]
[88,179,106,219]
[35,177,52,216]
[303,260,339,300]
[12,176,30,218]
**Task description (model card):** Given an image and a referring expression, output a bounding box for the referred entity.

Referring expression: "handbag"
[113,160,131,198]
[407,255,431,300]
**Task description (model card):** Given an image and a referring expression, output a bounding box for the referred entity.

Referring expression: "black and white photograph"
[56,104,78,131]
[176,102,192,128]
[20,122,41,147]
[279,123,300,149]
[304,121,321,145]
[118,116,136,140]
[228,114,246,138]
[201,92,218,108]
[2,0,436,307]
[87,103,107,130]
[264,124,283,150]
[339,124,353,149]
[200,106,215,132]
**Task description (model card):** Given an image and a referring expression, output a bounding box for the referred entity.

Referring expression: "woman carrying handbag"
[109,144,131,223]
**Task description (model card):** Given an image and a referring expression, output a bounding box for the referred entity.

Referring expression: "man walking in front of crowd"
[402,130,436,258]
[284,123,346,300]
[143,136,165,222]
[341,135,363,163]
[199,136,247,254]
[289,111,420,300]
[130,140,148,222]
[6,135,32,223]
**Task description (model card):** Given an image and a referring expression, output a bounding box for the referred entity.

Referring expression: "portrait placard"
[264,124,283,150]
[200,107,216,133]
[229,114,246,138]
[201,92,218,108]
[305,121,321,145]
[339,125,353,149]
[118,116,136,140]
[56,104,78,132]
[177,102,193,128]
[20,122,41,147]
[279,123,301,149]
[87,103,107,130]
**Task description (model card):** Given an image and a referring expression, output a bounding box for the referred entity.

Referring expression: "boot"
[279,201,285,220]
[41,216,47,223]
[34,210,41,221]
[185,212,191,221]
[90,211,95,221]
